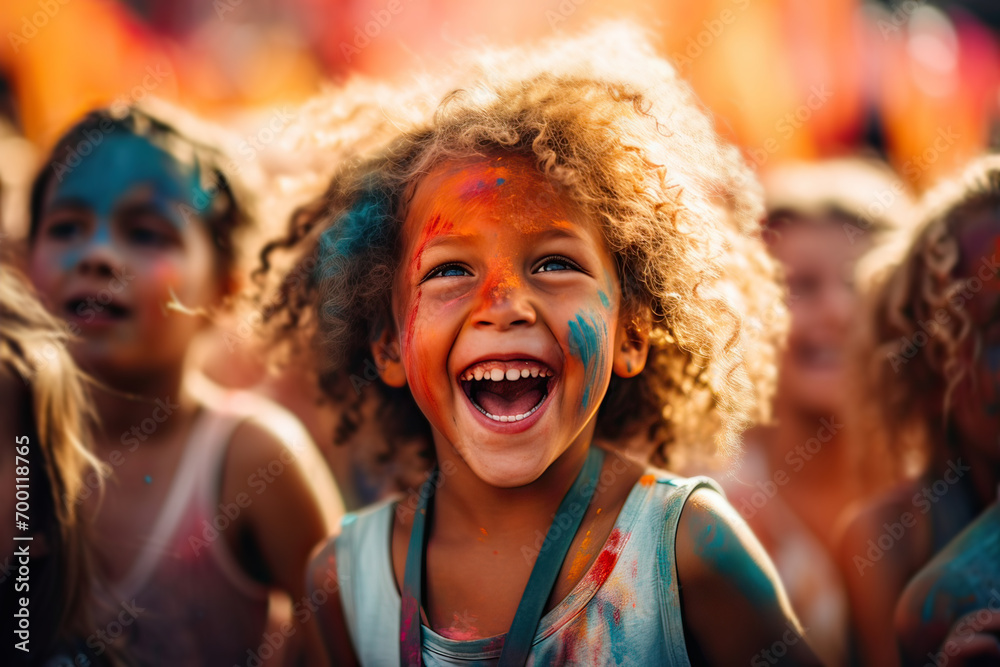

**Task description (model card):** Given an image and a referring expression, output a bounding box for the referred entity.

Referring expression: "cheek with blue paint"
[568,311,609,412]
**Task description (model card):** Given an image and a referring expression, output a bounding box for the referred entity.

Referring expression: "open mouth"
[459,360,554,423]
[65,298,132,321]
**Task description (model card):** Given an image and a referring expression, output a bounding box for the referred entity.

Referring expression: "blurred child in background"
[722,158,913,666]
[0,264,110,666]
[261,26,822,666]
[25,104,342,666]
[839,154,1000,666]
[882,155,1000,665]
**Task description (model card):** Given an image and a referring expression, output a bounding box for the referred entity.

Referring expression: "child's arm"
[675,489,823,666]
[223,421,341,667]
[307,539,361,666]
[836,498,914,667]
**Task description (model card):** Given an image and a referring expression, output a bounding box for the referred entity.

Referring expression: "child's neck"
[431,429,595,539]
[90,364,198,449]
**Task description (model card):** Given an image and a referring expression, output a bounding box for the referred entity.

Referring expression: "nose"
[75,222,123,278]
[472,266,536,330]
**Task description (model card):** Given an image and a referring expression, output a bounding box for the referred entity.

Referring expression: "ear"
[612,308,650,379]
[370,322,407,388]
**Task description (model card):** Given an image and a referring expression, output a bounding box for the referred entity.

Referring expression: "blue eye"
[536,256,579,273]
[424,263,471,281]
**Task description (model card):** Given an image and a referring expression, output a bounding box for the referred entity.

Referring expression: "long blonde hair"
[0,263,104,654]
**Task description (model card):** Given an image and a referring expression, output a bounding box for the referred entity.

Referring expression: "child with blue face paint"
[840,155,1000,666]
[259,26,821,666]
[26,104,343,666]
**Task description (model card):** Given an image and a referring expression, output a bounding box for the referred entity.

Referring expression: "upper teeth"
[461,361,552,382]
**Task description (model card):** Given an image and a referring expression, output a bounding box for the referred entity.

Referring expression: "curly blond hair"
[257,24,781,470]
[857,154,1000,474]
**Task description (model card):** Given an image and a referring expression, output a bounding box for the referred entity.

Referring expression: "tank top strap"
[113,408,243,601]
[189,407,275,600]
[654,475,725,666]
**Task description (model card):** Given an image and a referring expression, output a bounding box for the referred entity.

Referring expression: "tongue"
[471,377,545,417]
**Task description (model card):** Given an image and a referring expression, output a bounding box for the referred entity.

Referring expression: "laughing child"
[838,155,1000,666]
[263,26,821,666]
[25,103,342,666]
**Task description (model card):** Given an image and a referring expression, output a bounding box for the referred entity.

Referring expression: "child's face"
[769,219,866,417]
[28,133,221,380]
[385,154,641,487]
[952,205,1000,461]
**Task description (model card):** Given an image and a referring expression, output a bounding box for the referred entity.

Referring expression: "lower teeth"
[474,397,545,423]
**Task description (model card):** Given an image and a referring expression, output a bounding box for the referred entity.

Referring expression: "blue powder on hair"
[314,184,394,283]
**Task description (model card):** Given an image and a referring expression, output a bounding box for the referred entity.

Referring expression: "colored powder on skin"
[598,290,610,309]
[409,213,454,277]
[690,511,779,609]
[568,311,608,411]
[566,530,594,582]
[479,261,520,303]
[441,612,480,641]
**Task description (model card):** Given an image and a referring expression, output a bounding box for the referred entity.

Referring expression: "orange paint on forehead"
[412,155,579,239]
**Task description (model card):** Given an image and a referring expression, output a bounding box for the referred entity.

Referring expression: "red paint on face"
[410,213,453,279]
